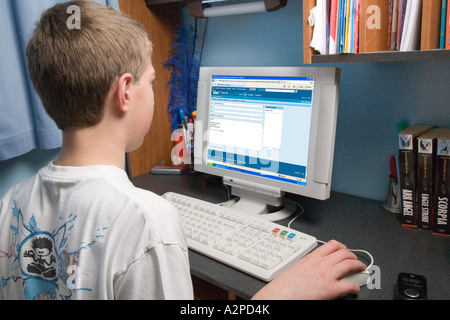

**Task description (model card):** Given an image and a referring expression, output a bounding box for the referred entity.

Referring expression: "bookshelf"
[303,0,450,64]
[311,49,450,63]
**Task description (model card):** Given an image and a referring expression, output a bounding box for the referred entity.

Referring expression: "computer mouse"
[339,269,370,287]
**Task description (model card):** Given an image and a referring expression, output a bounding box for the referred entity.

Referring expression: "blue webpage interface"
[206,75,315,186]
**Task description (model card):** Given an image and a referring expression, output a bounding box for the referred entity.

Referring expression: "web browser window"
[206,75,315,186]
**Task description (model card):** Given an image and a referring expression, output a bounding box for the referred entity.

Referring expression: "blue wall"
[183,0,450,201]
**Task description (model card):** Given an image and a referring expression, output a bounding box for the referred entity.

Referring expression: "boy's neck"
[54,127,126,170]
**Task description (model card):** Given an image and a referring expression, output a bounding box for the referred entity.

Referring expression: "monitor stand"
[221,176,298,222]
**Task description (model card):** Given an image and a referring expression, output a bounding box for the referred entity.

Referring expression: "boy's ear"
[115,73,134,113]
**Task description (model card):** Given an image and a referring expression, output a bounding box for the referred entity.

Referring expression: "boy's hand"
[252,240,367,300]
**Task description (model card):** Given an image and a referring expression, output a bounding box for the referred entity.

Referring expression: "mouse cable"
[285,202,374,270]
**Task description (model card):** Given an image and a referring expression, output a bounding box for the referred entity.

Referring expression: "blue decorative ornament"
[164,23,202,131]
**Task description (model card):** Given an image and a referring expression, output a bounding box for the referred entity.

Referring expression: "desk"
[132,173,450,300]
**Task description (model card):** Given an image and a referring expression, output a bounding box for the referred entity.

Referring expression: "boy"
[0,0,365,300]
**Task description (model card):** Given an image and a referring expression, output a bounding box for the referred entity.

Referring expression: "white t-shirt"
[0,163,193,300]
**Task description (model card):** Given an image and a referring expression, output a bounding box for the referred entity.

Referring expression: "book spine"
[440,0,447,48]
[329,0,338,54]
[344,0,351,53]
[388,0,393,49]
[397,0,407,49]
[399,134,419,227]
[417,138,436,230]
[390,0,399,50]
[359,0,390,53]
[338,0,346,54]
[433,138,450,235]
[420,0,443,50]
[446,0,450,49]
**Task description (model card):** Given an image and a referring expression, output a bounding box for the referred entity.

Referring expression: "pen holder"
[383,176,400,213]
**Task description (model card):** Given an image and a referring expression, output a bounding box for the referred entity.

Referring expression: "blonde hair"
[26,0,153,130]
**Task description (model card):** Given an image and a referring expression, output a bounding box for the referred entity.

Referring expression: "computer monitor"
[193,67,340,221]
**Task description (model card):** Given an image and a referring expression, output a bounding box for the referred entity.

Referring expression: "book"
[388,0,399,50]
[354,0,360,53]
[433,129,450,235]
[439,0,447,48]
[338,0,347,53]
[398,125,435,228]
[420,0,442,50]
[359,0,391,53]
[399,0,423,51]
[397,0,408,49]
[329,0,339,54]
[446,0,450,48]
[417,129,445,230]
[344,0,351,53]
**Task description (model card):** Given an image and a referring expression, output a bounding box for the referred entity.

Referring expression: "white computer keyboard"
[163,192,317,282]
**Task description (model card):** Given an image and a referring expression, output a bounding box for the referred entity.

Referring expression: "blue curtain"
[0,0,119,161]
